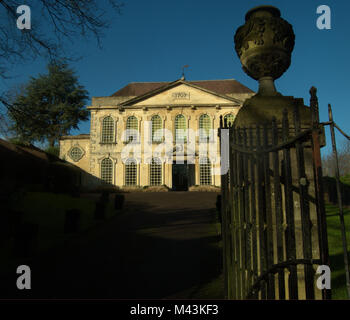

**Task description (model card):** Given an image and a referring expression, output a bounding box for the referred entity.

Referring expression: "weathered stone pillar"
[232,5,325,299]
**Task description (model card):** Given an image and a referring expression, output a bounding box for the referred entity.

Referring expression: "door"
[172,162,188,191]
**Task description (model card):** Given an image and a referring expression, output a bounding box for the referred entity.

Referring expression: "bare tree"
[339,139,350,176]
[322,139,350,177]
[0,82,28,139]
[0,0,123,131]
[0,1,123,76]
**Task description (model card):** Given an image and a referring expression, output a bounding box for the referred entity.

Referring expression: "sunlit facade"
[59,78,254,190]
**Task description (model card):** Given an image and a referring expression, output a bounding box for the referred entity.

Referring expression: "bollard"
[1,210,23,240]
[13,222,38,258]
[94,200,106,220]
[100,191,109,203]
[64,209,81,233]
[114,194,125,210]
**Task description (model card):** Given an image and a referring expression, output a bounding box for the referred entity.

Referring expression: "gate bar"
[328,103,350,299]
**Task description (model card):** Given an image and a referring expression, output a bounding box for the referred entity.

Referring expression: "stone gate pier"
[220,6,330,299]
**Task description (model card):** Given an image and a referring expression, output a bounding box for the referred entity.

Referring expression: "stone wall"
[59,136,90,173]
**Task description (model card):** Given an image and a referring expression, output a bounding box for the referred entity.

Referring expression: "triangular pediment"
[120,80,242,107]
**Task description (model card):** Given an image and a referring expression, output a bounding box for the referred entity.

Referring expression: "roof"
[111,79,254,98]
[60,134,90,140]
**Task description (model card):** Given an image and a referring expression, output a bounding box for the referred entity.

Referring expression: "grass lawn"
[326,203,350,299]
[340,174,350,186]
[203,204,350,300]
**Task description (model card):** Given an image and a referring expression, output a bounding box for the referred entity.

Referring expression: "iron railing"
[219,88,330,299]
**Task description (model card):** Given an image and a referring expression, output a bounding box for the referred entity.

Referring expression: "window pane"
[224,113,235,127]
[151,115,162,143]
[126,116,138,143]
[70,147,83,162]
[101,158,113,184]
[101,116,114,143]
[199,114,211,141]
[175,114,187,142]
[125,158,137,186]
[200,157,211,185]
[150,157,162,186]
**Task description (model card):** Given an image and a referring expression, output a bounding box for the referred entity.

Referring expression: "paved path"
[2,192,222,299]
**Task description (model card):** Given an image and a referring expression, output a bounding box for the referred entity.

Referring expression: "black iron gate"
[219,88,330,299]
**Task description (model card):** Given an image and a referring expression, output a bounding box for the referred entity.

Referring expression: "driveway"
[1,192,223,299]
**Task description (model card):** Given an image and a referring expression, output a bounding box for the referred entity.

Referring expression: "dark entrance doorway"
[172,162,188,191]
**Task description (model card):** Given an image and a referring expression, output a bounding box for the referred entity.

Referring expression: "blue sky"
[2,0,349,155]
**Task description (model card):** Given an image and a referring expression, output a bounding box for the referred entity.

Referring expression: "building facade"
[59,79,254,190]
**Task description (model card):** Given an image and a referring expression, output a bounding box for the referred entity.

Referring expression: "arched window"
[126,116,138,143]
[101,158,113,184]
[150,157,162,186]
[199,114,211,142]
[175,114,187,143]
[125,158,137,186]
[199,157,212,185]
[151,115,163,143]
[101,116,115,143]
[224,113,235,127]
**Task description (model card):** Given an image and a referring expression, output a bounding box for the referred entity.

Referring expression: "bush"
[188,185,221,192]
[45,146,60,157]
[323,176,350,206]
[142,185,169,192]
[121,186,144,192]
[8,138,31,147]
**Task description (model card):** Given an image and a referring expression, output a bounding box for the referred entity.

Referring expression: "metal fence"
[219,88,330,299]
[323,104,350,298]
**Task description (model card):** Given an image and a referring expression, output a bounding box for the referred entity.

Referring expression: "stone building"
[59,78,254,190]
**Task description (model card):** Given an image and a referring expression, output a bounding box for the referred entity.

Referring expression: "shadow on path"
[1,192,222,299]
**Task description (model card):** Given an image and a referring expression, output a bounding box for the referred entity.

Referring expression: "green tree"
[8,62,89,147]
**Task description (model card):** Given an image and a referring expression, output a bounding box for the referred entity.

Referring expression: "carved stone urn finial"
[234,5,295,96]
